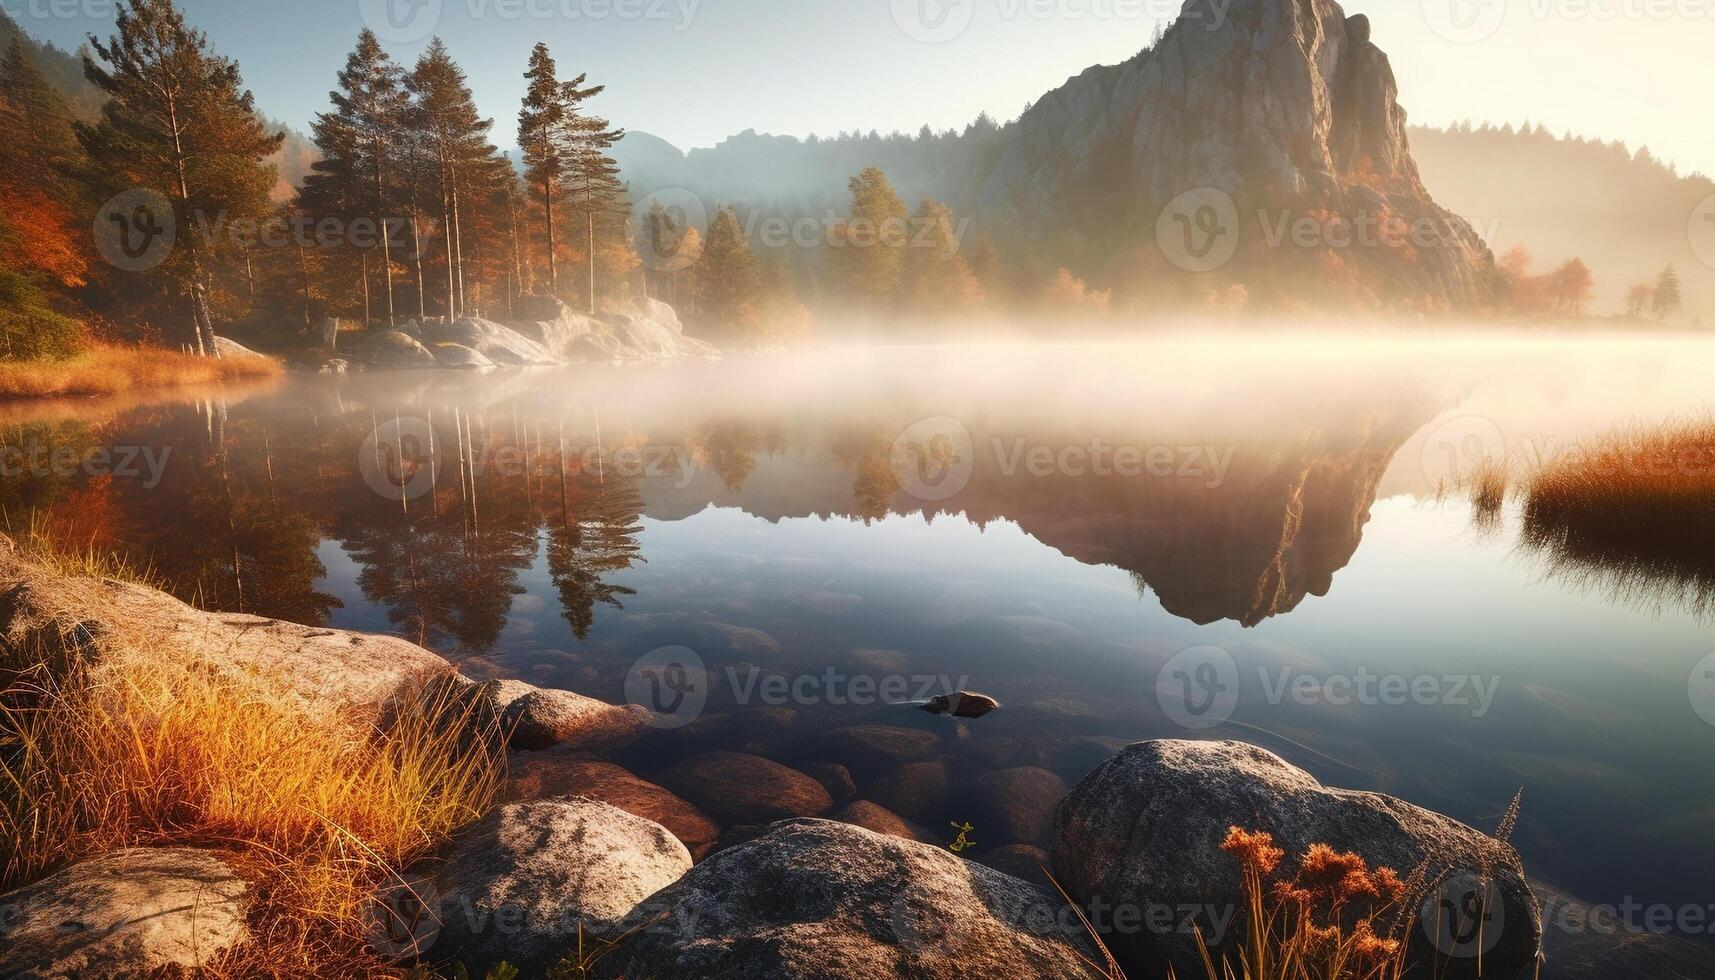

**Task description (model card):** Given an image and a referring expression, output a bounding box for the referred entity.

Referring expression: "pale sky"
[15,0,1714,177]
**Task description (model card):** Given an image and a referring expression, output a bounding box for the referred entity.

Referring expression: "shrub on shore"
[0,343,281,400]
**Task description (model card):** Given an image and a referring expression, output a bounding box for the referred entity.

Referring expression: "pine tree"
[77,0,282,355]
[518,43,565,292]
[561,73,625,315]
[311,30,408,327]
[693,206,760,338]
[1652,264,1683,318]
[407,38,506,321]
[1,37,78,192]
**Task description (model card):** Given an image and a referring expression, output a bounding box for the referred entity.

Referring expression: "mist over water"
[10,329,1715,931]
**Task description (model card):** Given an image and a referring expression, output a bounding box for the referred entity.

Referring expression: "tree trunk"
[361,250,372,326]
[587,212,596,315]
[451,176,466,318]
[297,240,312,328]
[544,176,557,292]
[374,134,397,328]
[410,211,427,319]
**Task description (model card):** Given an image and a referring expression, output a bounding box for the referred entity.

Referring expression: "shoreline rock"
[1051,740,1541,979]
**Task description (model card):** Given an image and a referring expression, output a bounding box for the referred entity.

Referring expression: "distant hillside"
[1410,122,1713,319]
[1,11,316,201]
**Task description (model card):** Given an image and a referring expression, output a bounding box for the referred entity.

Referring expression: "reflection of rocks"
[0,848,249,979]
[960,767,1069,848]
[600,820,1101,979]
[505,756,720,860]
[1052,740,1540,979]
[658,751,833,825]
[432,799,691,972]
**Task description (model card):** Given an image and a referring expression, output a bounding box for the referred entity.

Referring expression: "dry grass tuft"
[1520,418,1715,618]
[0,343,281,401]
[0,541,505,977]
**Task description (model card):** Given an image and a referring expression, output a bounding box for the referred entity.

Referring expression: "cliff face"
[616,0,1496,311]
[981,0,1495,306]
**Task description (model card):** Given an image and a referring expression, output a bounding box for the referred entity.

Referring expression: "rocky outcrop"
[429,342,495,370]
[430,799,691,972]
[1051,740,1540,979]
[0,848,249,978]
[356,330,437,370]
[420,316,560,367]
[598,820,1104,979]
[658,751,834,826]
[0,548,451,723]
[211,336,268,360]
[511,294,720,363]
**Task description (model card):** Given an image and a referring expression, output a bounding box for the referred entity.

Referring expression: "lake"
[8,332,1714,962]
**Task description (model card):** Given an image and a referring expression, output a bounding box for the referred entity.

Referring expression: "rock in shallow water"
[1051,739,1540,980]
[501,687,651,752]
[597,819,1104,980]
[657,750,833,826]
[429,799,691,972]
[0,848,249,979]
[922,691,1001,718]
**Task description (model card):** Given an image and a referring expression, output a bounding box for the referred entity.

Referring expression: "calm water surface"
[10,334,1714,949]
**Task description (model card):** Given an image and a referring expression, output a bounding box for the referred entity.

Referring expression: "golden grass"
[1520,418,1715,618]
[0,540,505,977]
[0,343,281,401]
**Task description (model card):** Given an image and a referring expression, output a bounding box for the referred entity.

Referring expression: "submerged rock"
[1051,740,1540,979]
[834,800,935,844]
[657,751,833,826]
[0,848,249,978]
[960,767,1070,848]
[598,819,1103,979]
[505,756,720,860]
[430,799,691,972]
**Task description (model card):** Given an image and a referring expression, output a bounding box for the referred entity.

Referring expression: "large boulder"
[429,799,691,972]
[421,316,559,366]
[357,330,437,370]
[510,294,719,363]
[657,751,833,826]
[0,848,249,978]
[1051,740,1540,979]
[429,342,495,370]
[212,336,268,360]
[598,819,1105,979]
[0,547,452,723]
[506,757,721,860]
